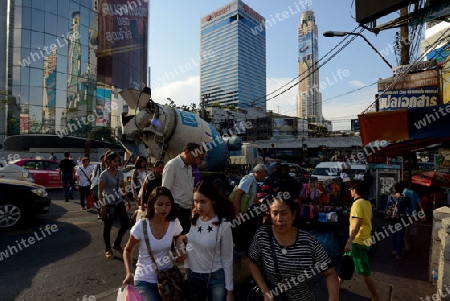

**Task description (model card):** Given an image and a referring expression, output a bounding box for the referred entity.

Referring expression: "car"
[0,159,34,183]
[0,178,51,229]
[311,161,350,181]
[13,159,62,188]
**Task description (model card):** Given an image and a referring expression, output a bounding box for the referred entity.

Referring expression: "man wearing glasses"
[76,156,94,210]
[162,142,206,234]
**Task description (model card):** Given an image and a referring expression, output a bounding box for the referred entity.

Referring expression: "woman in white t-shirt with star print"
[183,181,236,301]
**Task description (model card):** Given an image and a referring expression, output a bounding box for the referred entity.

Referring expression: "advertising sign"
[378,70,439,111]
[438,149,450,168]
[443,56,450,104]
[97,0,148,90]
[351,119,360,131]
[273,118,295,137]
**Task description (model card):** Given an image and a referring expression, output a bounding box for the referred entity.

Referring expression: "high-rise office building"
[0,0,148,142]
[297,10,322,124]
[200,0,266,111]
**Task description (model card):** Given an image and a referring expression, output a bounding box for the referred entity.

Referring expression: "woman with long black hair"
[183,180,235,301]
[98,152,131,259]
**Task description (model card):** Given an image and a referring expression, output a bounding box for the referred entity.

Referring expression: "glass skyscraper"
[297,10,322,124]
[200,0,266,111]
[0,0,148,142]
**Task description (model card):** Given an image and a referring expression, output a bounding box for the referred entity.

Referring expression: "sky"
[147,0,411,131]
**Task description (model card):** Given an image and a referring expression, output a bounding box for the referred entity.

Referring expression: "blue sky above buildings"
[148,0,410,130]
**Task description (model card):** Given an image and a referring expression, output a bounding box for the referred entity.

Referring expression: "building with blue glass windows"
[0,0,148,144]
[200,0,266,111]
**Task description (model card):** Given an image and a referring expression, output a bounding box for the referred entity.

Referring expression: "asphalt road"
[0,189,438,301]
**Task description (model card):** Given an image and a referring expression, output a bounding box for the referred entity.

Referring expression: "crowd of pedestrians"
[56,145,433,301]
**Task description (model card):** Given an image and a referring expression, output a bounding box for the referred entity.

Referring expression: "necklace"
[272,226,297,255]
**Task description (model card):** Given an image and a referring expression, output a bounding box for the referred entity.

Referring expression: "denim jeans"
[134,280,161,301]
[62,173,74,199]
[79,185,90,208]
[186,268,226,301]
[391,221,405,256]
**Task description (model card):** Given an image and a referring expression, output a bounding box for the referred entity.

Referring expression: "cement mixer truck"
[118,87,264,192]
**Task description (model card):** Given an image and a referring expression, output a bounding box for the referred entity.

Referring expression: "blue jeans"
[186,268,226,301]
[134,280,161,301]
[391,221,405,256]
[62,173,74,199]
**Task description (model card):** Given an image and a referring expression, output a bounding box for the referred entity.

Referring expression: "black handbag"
[184,277,208,301]
[143,219,184,301]
[338,252,354,280]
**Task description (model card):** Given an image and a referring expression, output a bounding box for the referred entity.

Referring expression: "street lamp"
[323,31,393,69]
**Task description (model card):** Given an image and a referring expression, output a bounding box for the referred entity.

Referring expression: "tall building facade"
[297,10,322,124]
[200,0,266,111]
[0,0,148,143]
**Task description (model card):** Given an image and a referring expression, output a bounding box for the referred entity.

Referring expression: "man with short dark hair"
[340,180,379,301]
[162,142,205,234]
[59,151,76,202]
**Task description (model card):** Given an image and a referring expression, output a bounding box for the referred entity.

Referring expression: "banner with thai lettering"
[378,70,440,111]
[97,0,148,90]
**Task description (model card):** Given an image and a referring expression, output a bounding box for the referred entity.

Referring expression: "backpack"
[385,195,399,220]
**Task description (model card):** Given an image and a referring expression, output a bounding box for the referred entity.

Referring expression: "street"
[1,190,438,301]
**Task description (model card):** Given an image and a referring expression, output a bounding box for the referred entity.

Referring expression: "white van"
[311,162,350,181]
[0,159,34,182]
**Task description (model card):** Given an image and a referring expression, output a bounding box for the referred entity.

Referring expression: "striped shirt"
[248,225,333,301]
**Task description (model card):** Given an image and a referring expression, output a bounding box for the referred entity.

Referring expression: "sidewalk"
[234,216,436,300]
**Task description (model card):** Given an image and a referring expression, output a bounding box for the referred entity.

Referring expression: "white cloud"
[151,76,200,107]
[348,80,366,87]
[266,77,298,116]
[149,76,374,131]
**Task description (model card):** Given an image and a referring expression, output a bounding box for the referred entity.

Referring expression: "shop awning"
[358,104,450,156]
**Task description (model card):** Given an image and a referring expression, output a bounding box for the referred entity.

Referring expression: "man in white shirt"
[354,170,364,181]
[162,143,205,234]
[76,157,94,210]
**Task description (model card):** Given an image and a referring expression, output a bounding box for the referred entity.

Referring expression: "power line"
[251,25,364,107]
[361,28,450,114]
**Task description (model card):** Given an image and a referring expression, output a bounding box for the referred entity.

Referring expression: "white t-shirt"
[131,218,183,283]
[184,216,234,291]
[75,165,94,187]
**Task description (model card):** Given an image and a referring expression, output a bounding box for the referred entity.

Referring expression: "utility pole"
[400,6,411,180]
[400,7,410,65]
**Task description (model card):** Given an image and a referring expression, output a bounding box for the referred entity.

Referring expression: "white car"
[0,159,34,183]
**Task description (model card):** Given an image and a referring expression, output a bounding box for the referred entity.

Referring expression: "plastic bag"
[117,284,145,301]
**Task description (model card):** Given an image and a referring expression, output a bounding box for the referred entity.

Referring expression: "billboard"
[351,119,360,131]
[273,118,295,137]
[378,70,439,111]
[355,0,410,23]
[97,0,148,90]
[444,56,450,104]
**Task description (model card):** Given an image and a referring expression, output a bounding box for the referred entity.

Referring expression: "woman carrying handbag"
[122,186,185,301]
[183,181,235,301]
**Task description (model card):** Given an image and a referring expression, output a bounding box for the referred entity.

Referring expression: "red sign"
[206,5,231,21]
[243,4,264,23]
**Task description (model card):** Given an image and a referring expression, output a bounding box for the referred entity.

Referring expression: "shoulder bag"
[184,223,219,301]
[142,219,184,301]
[228,175,256,213]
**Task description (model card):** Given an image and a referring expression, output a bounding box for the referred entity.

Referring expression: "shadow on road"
[0,202,91,300]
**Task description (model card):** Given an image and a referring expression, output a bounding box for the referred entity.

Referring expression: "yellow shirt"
[349,198,372,246]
